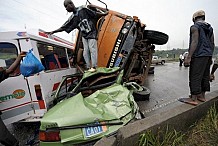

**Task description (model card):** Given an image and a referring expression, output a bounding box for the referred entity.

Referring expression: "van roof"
[0,29,75,49]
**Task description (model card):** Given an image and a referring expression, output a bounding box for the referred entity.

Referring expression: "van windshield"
[0,42,18,68]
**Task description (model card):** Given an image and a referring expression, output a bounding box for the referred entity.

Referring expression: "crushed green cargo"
[39,67,141,146]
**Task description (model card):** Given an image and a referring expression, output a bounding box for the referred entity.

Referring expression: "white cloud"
[0,0,218,50]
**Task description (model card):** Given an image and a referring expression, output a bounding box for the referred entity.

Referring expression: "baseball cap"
[192,10,205,21]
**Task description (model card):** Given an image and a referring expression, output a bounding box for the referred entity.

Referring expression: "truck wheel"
[148,66,155,74]
[143,30,169,45]
[133,86,150,101]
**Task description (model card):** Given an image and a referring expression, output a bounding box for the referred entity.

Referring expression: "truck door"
[0,40,34,125]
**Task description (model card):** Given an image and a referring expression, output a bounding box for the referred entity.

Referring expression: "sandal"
[189,95,206,102]
[178,97,198,106]
[197,97,206,102]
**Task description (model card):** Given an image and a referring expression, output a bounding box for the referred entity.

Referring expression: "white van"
[0,29,78,125]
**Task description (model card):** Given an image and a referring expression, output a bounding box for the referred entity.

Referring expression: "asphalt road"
[138,62,218,117]
[2,62,218,146]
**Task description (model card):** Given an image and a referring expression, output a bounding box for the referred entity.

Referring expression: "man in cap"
[47,0,108,72]
[180,10,215,105]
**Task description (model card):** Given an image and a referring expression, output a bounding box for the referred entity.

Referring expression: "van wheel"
[133,86,150,101]
[143,30,169,45]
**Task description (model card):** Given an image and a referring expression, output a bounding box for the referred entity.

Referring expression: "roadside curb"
[94,90,218,146]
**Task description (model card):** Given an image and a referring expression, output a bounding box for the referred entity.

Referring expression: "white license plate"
[84,124,107,138]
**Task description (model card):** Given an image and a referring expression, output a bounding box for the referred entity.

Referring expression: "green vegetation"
[138,105,218,146]
[0,53,17,59]
[182,104,218,146]
[138,127,184,146]
[153,46,218,60]
[154,49,188,60]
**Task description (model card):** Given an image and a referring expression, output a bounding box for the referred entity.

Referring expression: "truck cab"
[73,4,169,85]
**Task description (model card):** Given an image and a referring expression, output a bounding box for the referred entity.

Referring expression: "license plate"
[84,124,107,138]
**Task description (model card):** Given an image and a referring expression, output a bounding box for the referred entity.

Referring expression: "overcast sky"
[0,0,217,50]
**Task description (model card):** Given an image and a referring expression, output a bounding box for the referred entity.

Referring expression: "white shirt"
[179,54,184,60]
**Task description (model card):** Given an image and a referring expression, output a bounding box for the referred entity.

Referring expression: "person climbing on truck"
[46,0,108,72]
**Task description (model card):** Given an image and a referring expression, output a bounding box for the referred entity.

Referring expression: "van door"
[0,40,34,125]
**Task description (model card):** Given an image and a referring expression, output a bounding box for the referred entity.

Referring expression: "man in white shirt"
[210,55,218,81]
[179,54,184,66]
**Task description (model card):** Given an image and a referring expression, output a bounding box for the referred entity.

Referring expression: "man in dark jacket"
[0,52,25,146]
[180,10,215,105]
[47,0,108,72]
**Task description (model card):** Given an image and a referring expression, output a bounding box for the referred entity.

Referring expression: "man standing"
[47,0,108,72]
[180,10,215,106]
[0,52,26,146]
[179,54,184,67]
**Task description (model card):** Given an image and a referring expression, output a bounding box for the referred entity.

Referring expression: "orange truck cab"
[74,3,169,84]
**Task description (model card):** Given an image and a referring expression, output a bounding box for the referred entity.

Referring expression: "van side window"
[37,43,69,71]
[0,42,20,76]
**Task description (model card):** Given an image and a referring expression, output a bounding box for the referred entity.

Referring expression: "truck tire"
[143,30,169,45]
[133,86,150,101]
[148,66,155,74]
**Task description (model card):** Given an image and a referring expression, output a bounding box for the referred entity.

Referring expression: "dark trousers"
[0,116,18,146]
[189,57,212,95]
[179,59,183,66]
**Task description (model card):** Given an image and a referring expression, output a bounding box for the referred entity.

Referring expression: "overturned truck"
[74,2,169,85]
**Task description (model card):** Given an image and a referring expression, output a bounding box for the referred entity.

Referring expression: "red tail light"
[39,130,61,142]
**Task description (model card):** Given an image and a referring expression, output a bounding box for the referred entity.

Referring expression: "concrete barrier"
[94,90,218,146]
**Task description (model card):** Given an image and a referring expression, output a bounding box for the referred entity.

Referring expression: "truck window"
[37,42,69,71]
[0,42,20,76]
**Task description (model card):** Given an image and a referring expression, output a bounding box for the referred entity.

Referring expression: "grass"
[138,127,184,146]
[0,53,17,59]
[138,105,218,146]
[181,104,218,146]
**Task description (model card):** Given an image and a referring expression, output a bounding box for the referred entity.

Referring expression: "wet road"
[138,62,218,117]
[2,62,218,146]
